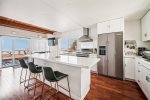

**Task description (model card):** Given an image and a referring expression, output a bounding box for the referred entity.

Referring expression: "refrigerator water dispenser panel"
[99,46,106,55]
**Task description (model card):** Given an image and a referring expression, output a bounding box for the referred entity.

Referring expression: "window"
[60,38,77,52]
[1,36,29,67]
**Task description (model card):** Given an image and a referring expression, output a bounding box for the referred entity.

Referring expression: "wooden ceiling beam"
[0,16,55,34]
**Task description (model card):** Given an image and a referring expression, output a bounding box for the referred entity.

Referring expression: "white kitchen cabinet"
[135,60,143,86]
[109,18,123,32]
[141,66,150,98]
[124,57,135,80]
[97,21,110,34]
[135,58,150,100]
[141,10,150,41]
[97,18,124,34]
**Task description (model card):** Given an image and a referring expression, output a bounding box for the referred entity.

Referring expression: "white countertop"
[27,53,100,68]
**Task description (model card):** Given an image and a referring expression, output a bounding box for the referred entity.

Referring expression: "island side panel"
[81,67,91,99]
[33,58,83,100]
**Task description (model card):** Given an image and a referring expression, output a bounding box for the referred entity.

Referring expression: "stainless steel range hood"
[78,28,93,42]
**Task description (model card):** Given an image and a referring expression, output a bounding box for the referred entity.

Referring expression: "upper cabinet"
[97,18,124,34]
[141,10,150,41]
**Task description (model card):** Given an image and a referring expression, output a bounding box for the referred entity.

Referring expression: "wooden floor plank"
[0,67,147,100]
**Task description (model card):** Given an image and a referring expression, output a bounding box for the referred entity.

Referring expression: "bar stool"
[19,59,28,87]
[27,62,43,99]
[42,67,71,99]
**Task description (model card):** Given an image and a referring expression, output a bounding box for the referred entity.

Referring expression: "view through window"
[1,36,30,67]
[60,38,77,52]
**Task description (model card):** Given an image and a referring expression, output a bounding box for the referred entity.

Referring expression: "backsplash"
[124,40,137,56]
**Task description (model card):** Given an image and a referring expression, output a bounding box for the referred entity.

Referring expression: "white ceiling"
[0,0,150,32]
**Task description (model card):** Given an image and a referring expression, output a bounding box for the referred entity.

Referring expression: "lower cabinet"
[141,66,150,99]
[124,57,135,80]
[135,60,142,86]
[135,59,150,100]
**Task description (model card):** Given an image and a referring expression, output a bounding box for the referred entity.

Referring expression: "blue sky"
[61,38,76,49]
[2,36,29,51]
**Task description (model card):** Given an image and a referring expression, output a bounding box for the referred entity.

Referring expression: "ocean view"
[2,36,29,51]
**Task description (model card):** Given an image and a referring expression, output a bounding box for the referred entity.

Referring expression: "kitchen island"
[27,53,100,100]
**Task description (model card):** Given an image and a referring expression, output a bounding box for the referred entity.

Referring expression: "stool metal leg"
[40,77,45,100]
[20,68,23,84]
[27,71,31,89]
[67,76,71,99]
[24,69,28,87]
[56,82,59,92]
[33,74,38,97]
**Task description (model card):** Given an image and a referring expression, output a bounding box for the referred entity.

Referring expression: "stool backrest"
[43,67,57,82]
[19,59,28,68]
[28,62,38,73]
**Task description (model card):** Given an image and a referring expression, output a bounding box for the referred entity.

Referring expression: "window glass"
[60,38,77,51]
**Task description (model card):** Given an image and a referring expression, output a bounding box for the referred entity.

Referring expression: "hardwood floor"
[0,67,147,100]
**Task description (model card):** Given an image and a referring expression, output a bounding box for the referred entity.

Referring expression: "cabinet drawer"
[142,66,150,98]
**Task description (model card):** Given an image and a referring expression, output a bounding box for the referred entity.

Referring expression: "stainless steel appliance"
[98,32,123,79]
[142,50,150,60]
[76,52,89,57]
[138,47,146,56]
[78,28,93,42]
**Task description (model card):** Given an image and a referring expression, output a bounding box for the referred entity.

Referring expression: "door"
[107,33,116,77]
[141,66,150,98]
[147,11,150,40]
[141,14,148,41]
[124,57,135,80]
[1,36,13,67]
[98,34,108,75]
[115,32,123,79]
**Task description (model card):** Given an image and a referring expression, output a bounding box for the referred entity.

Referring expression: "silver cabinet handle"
[145,33,147,37]
[138,70,140,72]
[146,76,150,82]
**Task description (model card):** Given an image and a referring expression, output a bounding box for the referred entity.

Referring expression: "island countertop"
[27,53,100,68]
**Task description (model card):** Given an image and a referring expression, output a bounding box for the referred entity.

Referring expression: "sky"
[61,38,76,49]
[2,36,29,51]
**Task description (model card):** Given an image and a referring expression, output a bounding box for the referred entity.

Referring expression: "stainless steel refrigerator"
[97,32,123,79]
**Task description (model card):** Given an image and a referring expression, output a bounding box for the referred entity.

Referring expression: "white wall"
[61,28,83,39]
[124,20,150,49]
[89,24,98,49]
[88,25,98,72]
[60,28,83,50]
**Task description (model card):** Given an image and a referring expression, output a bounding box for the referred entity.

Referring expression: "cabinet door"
[147,11,150,40]
[107,33,116,77]
[141,14,148,41]
[124,58,135,80]
[141,66,150,98]
[97,21,110,34]
[109,18,122,32]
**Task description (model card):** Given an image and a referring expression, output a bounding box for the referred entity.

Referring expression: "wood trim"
[0,16,55,34]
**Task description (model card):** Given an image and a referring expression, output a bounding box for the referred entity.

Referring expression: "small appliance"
[142,50,150,60]
[138,47,146,56]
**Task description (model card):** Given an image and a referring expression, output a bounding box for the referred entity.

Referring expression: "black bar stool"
[42,67,71,99]
[19,59,28,87]
[27,62,43,99]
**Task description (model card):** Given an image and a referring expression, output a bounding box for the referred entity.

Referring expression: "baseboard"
[124,78,135,82]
